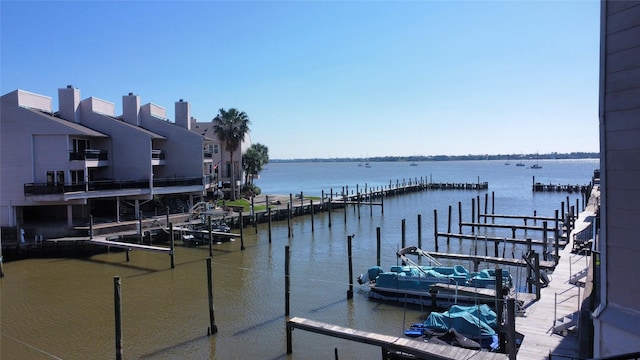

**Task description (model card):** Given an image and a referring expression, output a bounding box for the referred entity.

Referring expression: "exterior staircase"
[569,268,588,287]
[553,311,579,333]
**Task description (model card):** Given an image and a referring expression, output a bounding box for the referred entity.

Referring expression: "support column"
[67,204,73,227]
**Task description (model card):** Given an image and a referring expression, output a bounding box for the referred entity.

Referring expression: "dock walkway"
[513,187,598,359]
[287,316,508,359]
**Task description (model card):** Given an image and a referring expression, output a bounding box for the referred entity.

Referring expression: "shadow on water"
[138,334,211,359]
[231,298,348,337]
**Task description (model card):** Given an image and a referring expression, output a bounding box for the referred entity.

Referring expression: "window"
[57,171,65,185]
[214,145,219,154]
[71,170,84,184]
[72,138,90,153]
[46,171,55,185]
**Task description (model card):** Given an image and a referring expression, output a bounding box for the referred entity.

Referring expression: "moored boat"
[357,246,512,307]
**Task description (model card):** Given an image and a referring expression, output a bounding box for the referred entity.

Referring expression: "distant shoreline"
[271,152,599,163]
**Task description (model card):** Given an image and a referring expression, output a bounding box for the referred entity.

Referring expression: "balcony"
[151,149,166,165]
[69,149,109,167]
[24,177,206,196]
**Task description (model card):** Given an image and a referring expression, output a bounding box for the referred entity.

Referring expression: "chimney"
[58,85,81,123]
[122,92,140,126]
[175,99,191,130]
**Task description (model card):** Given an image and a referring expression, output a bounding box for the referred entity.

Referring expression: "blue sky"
[1,1,601,159]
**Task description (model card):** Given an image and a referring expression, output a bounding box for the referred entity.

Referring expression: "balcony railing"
[203,151,213,159]
[24,176,206,196]
[151,150,166,160]
[69,149,108,161]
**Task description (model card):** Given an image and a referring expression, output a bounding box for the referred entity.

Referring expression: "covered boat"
[406,304,500,350]
[357,246,512,307]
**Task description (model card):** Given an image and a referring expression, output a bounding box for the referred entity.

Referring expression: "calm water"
[1,159,599,360]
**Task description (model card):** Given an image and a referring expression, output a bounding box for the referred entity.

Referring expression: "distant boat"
[365,162,371,168]
[410,162,418,166]
[531,152,542,169]
[515,162,525,167]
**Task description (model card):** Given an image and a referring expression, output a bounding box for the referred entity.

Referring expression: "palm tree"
[242,143,269,186]
[212,108,251,200]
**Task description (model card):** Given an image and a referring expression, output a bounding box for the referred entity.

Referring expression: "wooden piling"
[310,199,315,232]
[458,201,462,233]
[206,257,218,335]
[268,196,272,243]
[170,223,175,269]
[417,214,422,249]
[240,210,245,250]
[434,209,439,253]
[347,235,354,299]
[471,198,475,234]
[376,228,381,267]
[484,193,488,223]
[208,216,213,257]
[447,205,452,246]
[506,298,516,360]
[114,276,123,360]
[285,245,290,316]
[89,215,94,239]
[401,219,406,248]
[287,200,292,238]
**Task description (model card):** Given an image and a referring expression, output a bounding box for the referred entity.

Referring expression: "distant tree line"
[270,152,599,163]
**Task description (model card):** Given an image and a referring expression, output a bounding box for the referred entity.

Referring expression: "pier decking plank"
[87,237,171,253]
[287,316,508,359]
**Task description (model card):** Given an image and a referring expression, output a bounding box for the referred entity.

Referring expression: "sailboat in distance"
[531,152,542,169]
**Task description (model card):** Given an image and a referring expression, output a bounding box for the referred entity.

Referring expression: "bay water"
[1,159,599,360]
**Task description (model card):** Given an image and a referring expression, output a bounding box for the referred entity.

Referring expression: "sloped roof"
[28,108,109,137]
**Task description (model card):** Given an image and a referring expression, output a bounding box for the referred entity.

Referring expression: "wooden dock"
[512,188,599,360]
[286,316,508,359]
[420,250,557,271]
[87,237,172,253]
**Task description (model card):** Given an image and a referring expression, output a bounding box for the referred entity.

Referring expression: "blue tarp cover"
[424,304,497,337]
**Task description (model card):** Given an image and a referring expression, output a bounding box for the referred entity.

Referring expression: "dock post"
[310,199,315,232]
[447,205,452,246]
[370,189,373,216]
[125,249,130,262]
[288,198,292,238]
[252,197,258,233]
[380,196,384,214]
[555,228,560,265]
[458,202,462,233]
[491,191,495,221]
[240,210,245,250]
[138,211,143,243]
[285,246,290,316]
[357,192,361,219]
[206,257,218,335]
[267,196,272,243]
[495,268,505,352]
[347,235,354,299]
[286,320,293,354]
[543,221,548,260]
[166,206,170,228]
[417,214,422,250]
[376,227,381,267]
[300,191,304,214]
[170,223,175,269]
[434,209,439,253]
[506,298,516,360]
[401,219,406,248]
[328,189,333,228]
[476,195,480,224]
[484,193,488,223]
[89,215,94,239]
[471,198,475,234]
[114,276,123,360]
[343,194,347,224]
[534,251,541,300]
[208,216,213,257]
